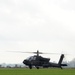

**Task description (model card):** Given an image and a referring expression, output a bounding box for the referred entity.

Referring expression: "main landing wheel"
[36,66,39,69]
[29,65,32,69]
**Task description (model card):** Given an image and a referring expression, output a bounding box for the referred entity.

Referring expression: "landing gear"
[29,65,32,69]
[60,67,63,69]
[36,66,39,69]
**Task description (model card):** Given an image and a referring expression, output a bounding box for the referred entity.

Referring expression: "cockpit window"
[26,56,36,61]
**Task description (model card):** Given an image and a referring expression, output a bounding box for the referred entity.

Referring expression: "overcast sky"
[0,0,75,64]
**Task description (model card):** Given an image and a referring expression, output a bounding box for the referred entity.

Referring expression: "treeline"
[0,58,75,68]
[0,63,25,68]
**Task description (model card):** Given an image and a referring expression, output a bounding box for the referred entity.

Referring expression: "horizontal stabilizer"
[61,64,67,66]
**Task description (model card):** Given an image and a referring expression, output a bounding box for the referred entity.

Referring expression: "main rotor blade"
[7,51,61,54]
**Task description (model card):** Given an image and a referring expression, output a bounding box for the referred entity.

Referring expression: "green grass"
[0,68,75,75]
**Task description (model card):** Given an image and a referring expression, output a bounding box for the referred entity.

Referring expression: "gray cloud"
[52,0,75,11]
[0,0,75,63]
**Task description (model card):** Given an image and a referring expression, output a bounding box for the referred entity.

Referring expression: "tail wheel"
[60,67,63,69]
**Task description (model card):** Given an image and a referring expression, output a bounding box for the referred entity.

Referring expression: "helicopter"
[23,50,67,69]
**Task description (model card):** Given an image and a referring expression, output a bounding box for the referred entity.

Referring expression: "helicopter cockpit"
[26,56,36,61]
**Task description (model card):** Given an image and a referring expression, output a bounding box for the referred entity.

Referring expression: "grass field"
[0,68,75,75]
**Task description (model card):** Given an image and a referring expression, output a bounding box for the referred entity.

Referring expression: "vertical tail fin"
[58,54,64,65]
[58,54,67,69]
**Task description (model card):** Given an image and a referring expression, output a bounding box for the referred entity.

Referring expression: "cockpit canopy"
[26,56,36,61]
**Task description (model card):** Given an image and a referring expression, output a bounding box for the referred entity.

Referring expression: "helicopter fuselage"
[23,54,67,69]
[23,55,50,68]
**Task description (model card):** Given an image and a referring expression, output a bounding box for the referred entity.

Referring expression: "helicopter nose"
[23,60,26,64]
[23,60,28,65]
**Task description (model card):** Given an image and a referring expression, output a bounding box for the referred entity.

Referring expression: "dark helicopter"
[23,50,67,69]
